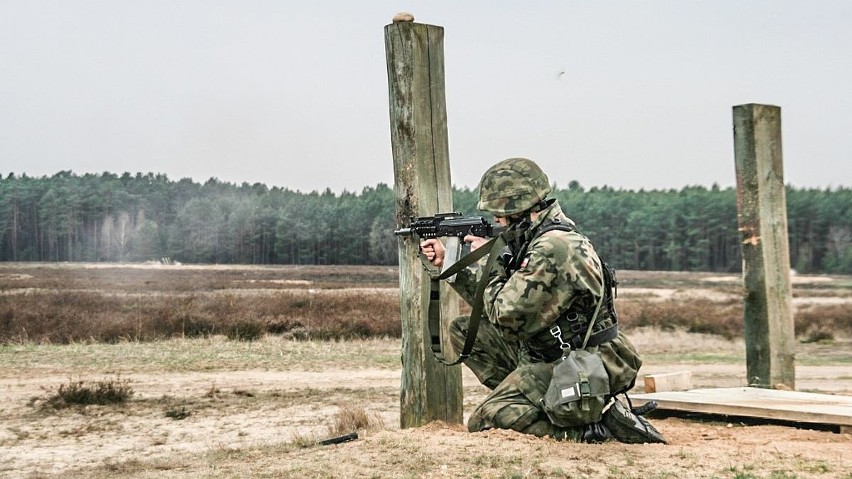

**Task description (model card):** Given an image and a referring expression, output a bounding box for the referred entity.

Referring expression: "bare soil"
[0,333,849,479]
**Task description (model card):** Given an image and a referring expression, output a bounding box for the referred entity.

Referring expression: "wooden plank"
[643,371,692,393]
[632,387,852,427]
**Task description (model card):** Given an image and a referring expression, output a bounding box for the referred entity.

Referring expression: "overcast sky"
[2,1,850,193]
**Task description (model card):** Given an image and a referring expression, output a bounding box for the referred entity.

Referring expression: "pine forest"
[1,171,850,274]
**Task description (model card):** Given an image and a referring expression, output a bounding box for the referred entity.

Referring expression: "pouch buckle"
[549,325,572,351]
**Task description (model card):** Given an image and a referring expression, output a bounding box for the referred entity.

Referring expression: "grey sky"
[1,1,850,193]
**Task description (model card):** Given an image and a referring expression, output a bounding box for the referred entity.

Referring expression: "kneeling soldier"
[420,158,665,444]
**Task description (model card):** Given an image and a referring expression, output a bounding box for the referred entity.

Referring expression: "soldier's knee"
[468,402,540,434]
[448,316,470,348]
[449,315,469,334]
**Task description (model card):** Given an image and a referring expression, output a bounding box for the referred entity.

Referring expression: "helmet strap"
[530,197,554,213]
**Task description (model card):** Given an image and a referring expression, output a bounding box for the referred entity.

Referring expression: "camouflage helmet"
[477,158,552,215]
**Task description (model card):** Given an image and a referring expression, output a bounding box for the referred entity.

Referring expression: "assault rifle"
[396,212,508,364]
[394,212,503,281]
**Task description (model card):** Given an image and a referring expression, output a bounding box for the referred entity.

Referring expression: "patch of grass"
[769,471,800,479]
[0,288,400,344]
[42,376,133,409]
[206,441,252,461]
[325,404,386,437]
[0,336,402,375]
[164,405,191,420]
[801,460,831,474]
[618,298,743,339]
[730,470,759,479]
[289,430,318,448]
[617,297,852,341]
[100,458,148,474]
[473,454,502,468]
[644,352,744,364]
[286,404,387,450]
[800,328,835,344]
[224,320,265,341]
[795,304,851,343]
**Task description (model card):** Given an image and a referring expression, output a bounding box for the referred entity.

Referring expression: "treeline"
[1,172,850,273]
[0,171,397,265]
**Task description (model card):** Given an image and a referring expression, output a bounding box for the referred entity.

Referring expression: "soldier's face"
[493,216,510,227]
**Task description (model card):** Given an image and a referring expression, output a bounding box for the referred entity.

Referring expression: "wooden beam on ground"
[643,371,693,393]
[732,104,796,389]
[631,387,852,429]
[385,19,463,428]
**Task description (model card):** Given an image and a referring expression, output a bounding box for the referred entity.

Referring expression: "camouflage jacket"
[451,200,607,343]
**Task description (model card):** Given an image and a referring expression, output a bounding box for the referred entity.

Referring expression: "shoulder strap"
[537,218,575,236]
[580,287,605,349]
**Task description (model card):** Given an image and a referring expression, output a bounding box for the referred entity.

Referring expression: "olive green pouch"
[540,349,610,427]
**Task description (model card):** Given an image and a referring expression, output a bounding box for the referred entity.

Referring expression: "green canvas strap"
[580,290,605,350]
[428,234,506,365]
[578,370,591,412]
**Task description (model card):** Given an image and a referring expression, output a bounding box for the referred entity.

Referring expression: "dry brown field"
[1,263,851,478]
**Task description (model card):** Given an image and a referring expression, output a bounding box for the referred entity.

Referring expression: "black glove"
[581,422,613,443]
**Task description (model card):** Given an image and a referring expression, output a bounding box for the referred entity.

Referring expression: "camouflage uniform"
[446,158,641,440]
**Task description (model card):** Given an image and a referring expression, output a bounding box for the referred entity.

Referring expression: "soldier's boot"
[602,398,667,444]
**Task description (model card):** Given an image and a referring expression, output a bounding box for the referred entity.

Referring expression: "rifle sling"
[429,235,505,365]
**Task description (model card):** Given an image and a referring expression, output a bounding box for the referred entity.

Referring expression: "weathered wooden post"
[385,17,463,427]
[732,103,796,389]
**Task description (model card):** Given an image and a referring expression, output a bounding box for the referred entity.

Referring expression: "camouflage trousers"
[448,315,583,441]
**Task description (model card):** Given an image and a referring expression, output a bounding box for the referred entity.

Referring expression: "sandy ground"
[1,265,850,478]
[0,335,850,479]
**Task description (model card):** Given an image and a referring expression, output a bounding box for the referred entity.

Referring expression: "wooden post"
[385,20,463,428]
[732,103,796,389]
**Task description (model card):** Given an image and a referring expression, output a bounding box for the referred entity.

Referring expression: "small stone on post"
[392,12,415,23]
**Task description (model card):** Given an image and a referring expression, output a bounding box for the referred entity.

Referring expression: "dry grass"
[325,404,387,438]
[288,405,388,448]
[0,264,400,343]
[1,263,850,345]
[795,304,852,343]
[40,376,134,409]
[617,298,745,339]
